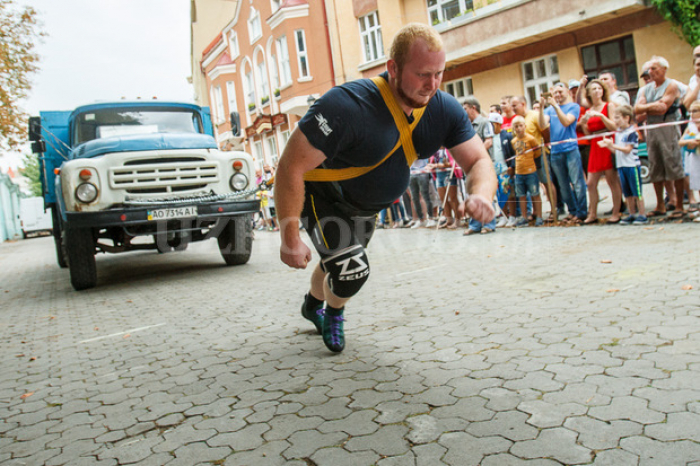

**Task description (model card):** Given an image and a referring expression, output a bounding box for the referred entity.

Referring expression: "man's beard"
[396,72,432,109]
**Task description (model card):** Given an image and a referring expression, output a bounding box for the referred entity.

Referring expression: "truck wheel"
[66,227,97,291]
[640,158,650,184]
[51,208,68,268]
[218,215,253,266]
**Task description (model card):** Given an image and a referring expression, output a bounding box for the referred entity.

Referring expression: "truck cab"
[31,101,259,290]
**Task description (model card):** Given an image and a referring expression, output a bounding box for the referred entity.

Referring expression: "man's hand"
[463,194,495,224]
[281,237,312,269]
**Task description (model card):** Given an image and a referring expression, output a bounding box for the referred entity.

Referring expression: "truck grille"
[110,159,220,194]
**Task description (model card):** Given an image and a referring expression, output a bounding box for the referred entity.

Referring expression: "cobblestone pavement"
[1,214,699,465]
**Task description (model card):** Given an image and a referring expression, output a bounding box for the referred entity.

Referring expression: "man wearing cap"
[539,82,588,222]
[463,97,494,154]
[635,55,685,218]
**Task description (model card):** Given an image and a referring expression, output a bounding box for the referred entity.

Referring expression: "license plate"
[147,206,198,221]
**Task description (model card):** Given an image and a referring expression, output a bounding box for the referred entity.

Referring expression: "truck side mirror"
[31,141,46,154]
[230,111,240,136]
[28,117,41,142]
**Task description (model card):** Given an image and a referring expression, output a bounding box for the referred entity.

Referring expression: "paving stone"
[375,400,430,424]
[168,442,231,466]
[207,423,270,451]
[298,396,352,420]
[263,414,324,441]
[633,387,700,413]
[439,431,512,466]
[467,411,539,441]
[620,436,700,465]
[564,416,642,450]
[44,439,100,466]
[283,430,347,459]
[345,424,410,456]
[97,437,164,464]
[510,428,593,464]
[480,454,562,465]
[317,409,379,436]
[589,447,640,465]
[588,396,666,424]
[644,412,700,441]
[152,425,217,453]
[431,396,494,422]
[222,439,292,466]
[518,400,587,428]
[310,446,380,466]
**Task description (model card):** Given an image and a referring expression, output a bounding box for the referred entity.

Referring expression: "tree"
[20,153,42,197]
[0,0,44,151]
[650,0,700,47]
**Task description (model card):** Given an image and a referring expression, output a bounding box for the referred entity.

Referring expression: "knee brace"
[322,245,370,299]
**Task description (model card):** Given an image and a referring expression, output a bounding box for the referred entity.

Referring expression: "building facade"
[199,0,336,168]
[193,0,694,166]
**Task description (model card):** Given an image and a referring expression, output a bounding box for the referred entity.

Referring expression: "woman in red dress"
[581,79,622,224]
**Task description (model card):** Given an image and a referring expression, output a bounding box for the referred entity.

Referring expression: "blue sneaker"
[301,294,324,335]
[322,309,345,353]
[515,217,529,227]
[620,215,636,225]
[633,215,649,225]
[534,217,544,227]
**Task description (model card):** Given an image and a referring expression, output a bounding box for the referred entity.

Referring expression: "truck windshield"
[73,107,203,145]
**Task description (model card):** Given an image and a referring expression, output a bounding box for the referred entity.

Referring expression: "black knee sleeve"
[321,245,370,299]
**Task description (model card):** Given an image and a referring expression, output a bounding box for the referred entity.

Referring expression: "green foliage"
[0,0,44,151]
[19,153,42,197]
[650,0,700,46]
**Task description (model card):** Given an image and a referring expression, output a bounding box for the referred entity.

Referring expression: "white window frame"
[244,69,256,112]
[248,7,262,44]
[444,77,473,101]
[294,29,310,80]
[522,54,559,108]
[265,134,279,166]
[270,0,281,13]
[428,0,474,26]
[359,11,384,64]
[229,31,239,59]
[254,140,265,166]
[226,81,237,115]
[256,57,270,106]
[213,85,225,124]
[276,36,292,87]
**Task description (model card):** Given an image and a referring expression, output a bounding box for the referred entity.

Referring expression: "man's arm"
[538,97,551,130]
[683,81,699,109]
[449,136,497,223]
[635,81,679,115]
[549,99,577,127]
[273,128,327,269]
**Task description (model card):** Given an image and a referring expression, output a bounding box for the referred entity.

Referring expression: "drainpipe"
[321,0,337,87]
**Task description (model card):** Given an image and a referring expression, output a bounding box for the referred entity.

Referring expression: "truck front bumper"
[65,199,260,229]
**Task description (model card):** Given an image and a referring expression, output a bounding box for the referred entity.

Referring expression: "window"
[244,70,255,111]
[271,0,281,12]
[248,7,262,43]
[254,140,264,166]
[444,77,473,100]
[276,36,292,86]
[229,32,239,58]
[581,36,637,90]
[213,85,224,124]
[359,11,384,63]
[428,0,474,25]
[522,55,559,108]
[265,135,278,165]
[294,29,309,79]
[226,81,237,114]
[269,54,279,92]
[256,58,270,105]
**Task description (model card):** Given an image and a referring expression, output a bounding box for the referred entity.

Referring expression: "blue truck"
[30,101,259,291]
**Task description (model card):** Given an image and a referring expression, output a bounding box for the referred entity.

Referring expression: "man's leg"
[565,148,588,220]
[550,152,575,217]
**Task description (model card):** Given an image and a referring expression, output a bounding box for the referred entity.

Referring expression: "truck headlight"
[75,182,98,203]
[230,173,248,191]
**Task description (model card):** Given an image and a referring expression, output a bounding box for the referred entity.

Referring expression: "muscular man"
[634,56,685,218]
[274,23,496,353]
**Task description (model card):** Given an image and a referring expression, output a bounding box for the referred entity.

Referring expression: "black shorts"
[301,183,377,261]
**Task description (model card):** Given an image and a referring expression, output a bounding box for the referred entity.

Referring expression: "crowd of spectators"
[376,48,700,233]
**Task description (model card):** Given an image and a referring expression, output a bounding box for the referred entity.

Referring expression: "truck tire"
[51,208,68,268]
[218,214,253,266]
[65,227,97,291]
